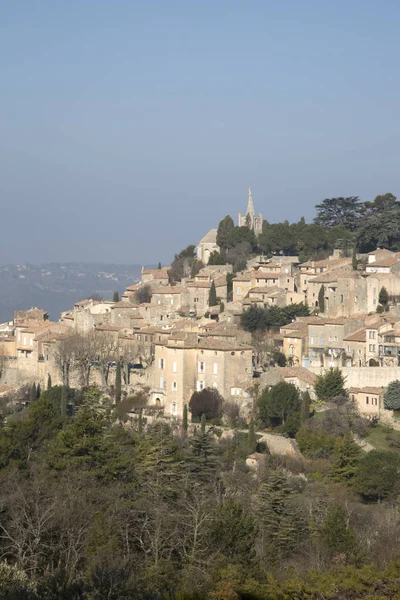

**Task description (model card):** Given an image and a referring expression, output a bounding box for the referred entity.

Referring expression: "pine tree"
[188,431,218,482]
[113,291,120,302]
[330,434,361,482]
[318,285,325,313]
[208,281,218,306]
[115,361,122,404]
[201,413,206,434]
[315,368,347,402]
[182,403,188,435]
[256,472,302,560]
[47,373,52,390]
[36,383,41,399]
[248,417,257,453]
[300,390,311,423]
[30,383,37,403]
[60,385,67,417]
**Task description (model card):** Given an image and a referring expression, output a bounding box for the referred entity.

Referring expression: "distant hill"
[0,263,147,322]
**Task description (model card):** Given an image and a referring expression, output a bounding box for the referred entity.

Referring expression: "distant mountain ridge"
[0,262,149,322]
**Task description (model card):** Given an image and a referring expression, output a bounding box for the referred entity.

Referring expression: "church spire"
[246,186,254,218]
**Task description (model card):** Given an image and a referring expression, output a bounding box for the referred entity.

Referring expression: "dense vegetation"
[0,383,400,599]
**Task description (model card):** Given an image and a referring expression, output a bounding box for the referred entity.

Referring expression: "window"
[340,295,344,303]
[172,361,177,373]
[346,345,350,352]
[198,361,205,373]
[289,344,294,356]
[170,298,174,305]
[369,331,376,339]
[319,337,324,345]
[159,358,165,369]
[23,337,26,345]
[30,338,33,346]
[231,387,241,396]
[237,287,241,295]
[17,332,20,341]
[159,376,164,389]
[366,396,369,404]
[310,336,314,344]
[369,344,376,352]
[172,381,177,392]
[171,402,177,416]
[213,363,218,375]
[196,380,205,391]
[213,382,218,389]
[372,397,378,405]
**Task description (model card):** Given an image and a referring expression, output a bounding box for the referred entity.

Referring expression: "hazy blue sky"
[1,1,400,265]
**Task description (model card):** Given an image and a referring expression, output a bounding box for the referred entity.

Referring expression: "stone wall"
[308,365,400,388]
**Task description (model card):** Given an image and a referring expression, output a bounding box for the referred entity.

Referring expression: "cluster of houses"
[2,192,400,422]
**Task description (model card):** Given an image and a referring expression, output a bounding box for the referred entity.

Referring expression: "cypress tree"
[201,413,206,434]
[248,417,257,453]
[157,262,162,270]
[30,383,37,403]
[318,285,325,313]
[36,383,41,399]
[208,281,218,307]
[300,390,311,423]
[330,434,361,483]
[379,286,389,311]
[47,373,52,390]
[115,361,122,404]
[183,403,188,435]
[113,291,120,302]
[61,385,67,417]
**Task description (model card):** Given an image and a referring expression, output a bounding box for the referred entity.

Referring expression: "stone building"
[150,333,253,417]
[238,187,263,235]
[196,229,220,265]
[350,386,385,418]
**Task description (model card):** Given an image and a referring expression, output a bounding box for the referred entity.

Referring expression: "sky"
[1,0,400,265]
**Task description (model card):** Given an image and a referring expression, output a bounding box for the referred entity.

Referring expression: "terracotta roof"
[141,268,169,278]
[279,367,317,386]
[343,328,366,342]
[351,386,384,395]
[111,301,140,308]
[214,275,227,286]
[233,272,254,282]
[367,257,400,268]
[152,286,185,294]
[125,284,140,292]
[74,299,99,307]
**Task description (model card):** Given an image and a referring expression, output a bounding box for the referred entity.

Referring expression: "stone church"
[238,187,263,235]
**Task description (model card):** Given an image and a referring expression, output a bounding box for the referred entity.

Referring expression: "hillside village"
[2,190,400,428]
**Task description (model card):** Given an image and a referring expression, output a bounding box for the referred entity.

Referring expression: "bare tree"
[54,335,79,386]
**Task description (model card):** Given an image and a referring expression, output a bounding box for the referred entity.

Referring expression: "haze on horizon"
[1,0,400,266]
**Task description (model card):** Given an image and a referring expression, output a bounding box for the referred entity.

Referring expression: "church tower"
[238,187,263,235]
